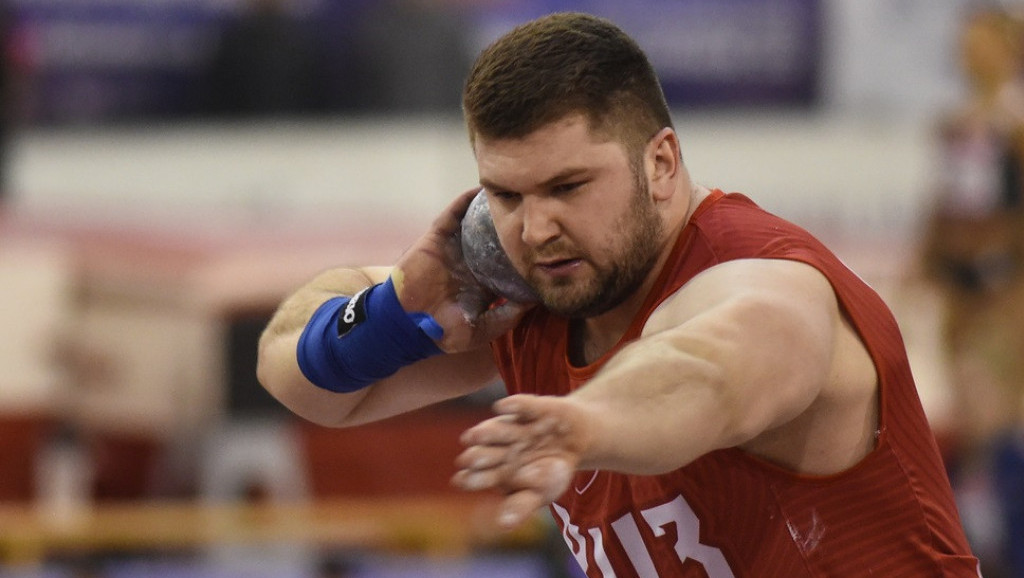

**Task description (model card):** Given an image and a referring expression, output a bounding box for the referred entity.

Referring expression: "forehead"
[473,114,629,189]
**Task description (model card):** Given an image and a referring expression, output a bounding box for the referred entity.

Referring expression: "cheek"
[570,202,626,253]
[591,199,638,248]
[491,213,523,257]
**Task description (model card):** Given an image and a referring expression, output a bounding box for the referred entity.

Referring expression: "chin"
[538,292,603,319]
[535,292,582,317]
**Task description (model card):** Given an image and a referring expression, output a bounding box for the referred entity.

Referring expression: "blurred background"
[1,0,1024,576]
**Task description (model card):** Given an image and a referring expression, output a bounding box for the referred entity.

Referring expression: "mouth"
[534,257,583,275]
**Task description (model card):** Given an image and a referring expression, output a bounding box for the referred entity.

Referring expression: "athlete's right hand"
[391,188,534,353]
[453,394,590,529]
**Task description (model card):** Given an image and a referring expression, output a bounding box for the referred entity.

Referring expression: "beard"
[530,177,664,319]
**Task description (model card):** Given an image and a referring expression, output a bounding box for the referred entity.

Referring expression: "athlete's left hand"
[452,394,592,529]
[391,188,532,354]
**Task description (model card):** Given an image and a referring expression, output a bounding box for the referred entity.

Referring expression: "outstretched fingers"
[453,397,582,529]
[453,415,521,489]
[452,451,575,529]
[496,457,574,528]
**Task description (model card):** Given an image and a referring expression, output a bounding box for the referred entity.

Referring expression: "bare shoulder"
[643,258,838,337]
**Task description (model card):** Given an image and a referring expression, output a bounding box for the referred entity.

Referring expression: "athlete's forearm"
[256,267,388,425]
[257,264,505,427]
[568,332,736,474]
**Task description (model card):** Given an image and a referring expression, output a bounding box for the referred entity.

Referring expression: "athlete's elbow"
[255,352,284,404]
[255,329,289,394]
[256,333,314,417]
[256,363,354,429]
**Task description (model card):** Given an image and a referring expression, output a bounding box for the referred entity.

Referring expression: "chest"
[548,442,932,578]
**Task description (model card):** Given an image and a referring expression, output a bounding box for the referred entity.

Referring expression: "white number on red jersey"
[552,495,736,577]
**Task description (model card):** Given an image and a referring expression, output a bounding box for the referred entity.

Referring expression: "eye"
[488,189,520,203]
[551,181,583,195]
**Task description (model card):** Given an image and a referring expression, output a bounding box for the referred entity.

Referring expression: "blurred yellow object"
[0,495,547,566]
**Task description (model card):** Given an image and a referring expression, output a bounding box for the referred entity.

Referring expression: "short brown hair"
[462,12,673,156]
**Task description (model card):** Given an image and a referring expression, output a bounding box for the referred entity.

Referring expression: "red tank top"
[491,191,978,577]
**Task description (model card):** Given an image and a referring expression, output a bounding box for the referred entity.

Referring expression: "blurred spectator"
[0,1,9,202]
[918,7,1024,576]
[347,0,472,114]
[0,0,27,201]
[204,0,325,117]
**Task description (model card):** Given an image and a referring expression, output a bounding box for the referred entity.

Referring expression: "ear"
[645,127,681,202]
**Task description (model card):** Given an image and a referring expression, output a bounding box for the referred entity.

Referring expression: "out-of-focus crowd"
[917,6,1024,577]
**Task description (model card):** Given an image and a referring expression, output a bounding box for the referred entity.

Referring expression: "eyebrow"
[480,167,591,194]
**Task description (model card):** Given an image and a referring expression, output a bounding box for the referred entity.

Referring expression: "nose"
[519,195,561,247]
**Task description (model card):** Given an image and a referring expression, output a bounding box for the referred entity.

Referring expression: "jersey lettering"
[556,495,735,577]
[552,503,594,574]
[643,496,735,577]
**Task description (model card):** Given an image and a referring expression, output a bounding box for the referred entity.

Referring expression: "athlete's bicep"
[644,259,836,337]
[641,258,840,436]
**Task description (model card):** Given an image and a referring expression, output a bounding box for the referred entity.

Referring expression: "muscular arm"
[455,258,860,527]
[256,266,498,427]
[570,258,839,474]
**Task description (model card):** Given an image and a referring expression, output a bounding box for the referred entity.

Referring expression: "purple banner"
[8,0,230,123]
[473,0,823,108]
[6,0,822,125]
[625,0,822,107]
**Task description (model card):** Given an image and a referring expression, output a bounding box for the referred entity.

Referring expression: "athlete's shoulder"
[695,191,786,230]
[691,191,822,261]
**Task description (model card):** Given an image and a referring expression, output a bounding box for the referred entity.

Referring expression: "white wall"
[822,0,967,119]
[7,112,935,245]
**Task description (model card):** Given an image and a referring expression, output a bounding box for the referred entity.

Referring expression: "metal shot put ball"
[461,190,539,303]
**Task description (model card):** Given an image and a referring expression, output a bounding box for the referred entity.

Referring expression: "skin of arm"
[576,258,839,472]
[453,258,850,528]
[256,266,500,427]
[256,189,532,428]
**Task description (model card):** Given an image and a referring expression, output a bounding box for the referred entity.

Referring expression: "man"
[257,12,979,576]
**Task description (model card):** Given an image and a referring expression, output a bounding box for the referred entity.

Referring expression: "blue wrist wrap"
[296,277,444,393]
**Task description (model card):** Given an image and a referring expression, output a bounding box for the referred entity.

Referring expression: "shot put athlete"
[257,12,979,576]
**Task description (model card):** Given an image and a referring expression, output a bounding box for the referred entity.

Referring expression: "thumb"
[475,300,535,341]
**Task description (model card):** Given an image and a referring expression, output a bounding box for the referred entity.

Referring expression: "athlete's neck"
[569,184,710,366]
[684,185,713,226]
